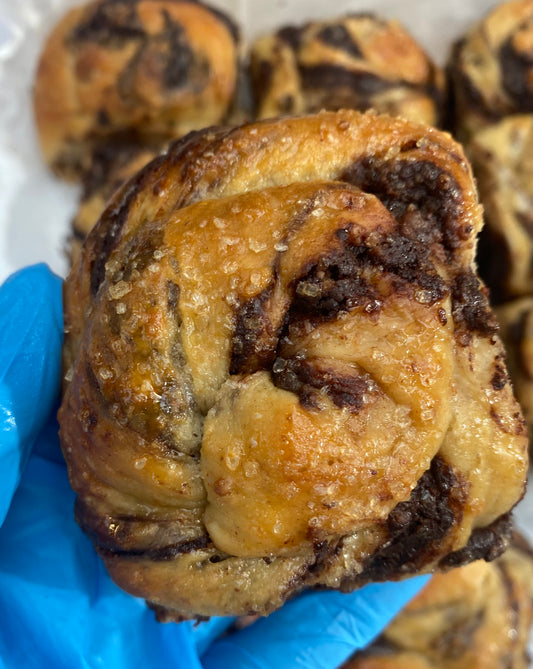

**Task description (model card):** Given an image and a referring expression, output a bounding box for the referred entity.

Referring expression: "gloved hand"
[0,265,430,669]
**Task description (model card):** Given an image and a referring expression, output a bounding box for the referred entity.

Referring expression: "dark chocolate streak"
[81,133,150,200]
[509,307,533,375]
[300,65,396,96]
[298,63,441,114]
[277,25,303,50]
[167,280,180,313]
[70,0,238,48]
[345,456,468,586]
[98,535,210,560]
[230,283,278,375]
[476,218,514,305]
[304,538,344,581]
[159,11,203,90]
[272,357,378,412]
[490,359,508,391]
[232,206,448,401]
[70,0,146,46]
[340,157,465,259]
[451,270,499,340]
[162,13,195,90]
[251,59,296,114]
[448,40,500,125]
[499,27,533,112]
[114,9,210,101]
[290,230,446,321]
[71,226,88,242]
[230,195,320,375]
[123,228,167,281]
[317,24,362,58]
[439,513,513,569]
[75,498,211,561]
[434,610,485,661]
[289,244,377,320]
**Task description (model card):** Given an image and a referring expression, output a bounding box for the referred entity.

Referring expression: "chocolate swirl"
[250,14,445,127]
[59,111,528,620]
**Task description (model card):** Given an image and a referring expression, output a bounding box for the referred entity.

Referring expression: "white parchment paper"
[0,0,531,658]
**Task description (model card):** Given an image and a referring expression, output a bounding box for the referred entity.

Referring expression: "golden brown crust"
[33,0,239,178]
[448,0,533,138]
[58,110,528,620]
[467,114,533,303]
[249,14,445,127]
[496,297,533,440]
[344,534,533,669]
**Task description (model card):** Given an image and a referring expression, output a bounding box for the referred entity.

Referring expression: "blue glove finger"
[0,432,203,669]
[202,576,431,669]
[0,264,63,525]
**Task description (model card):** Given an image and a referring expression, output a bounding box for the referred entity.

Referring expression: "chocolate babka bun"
[249,14,445,127]
[69,136,163,264]
[344,532,533,669]
[58,110,528,621]
[33,0,239,178]
[448,0,533,139]
[468,114,533,304]
[496,297,533,441]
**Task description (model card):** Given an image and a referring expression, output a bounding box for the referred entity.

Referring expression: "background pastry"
[58,110,528,621]
[344,533,533,669]
[69,136,163,263]
[468,114,533,304]
[250,14,445,127]
[33,0,239,178]
[449,3,533,447]
[496,297,533,440]
[448,0,533,139]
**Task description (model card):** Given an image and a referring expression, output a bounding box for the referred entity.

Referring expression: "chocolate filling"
[230,282,278,375]
[476,222,514,305]
[271,357,379,412]
[69,0,145,47]
[439,513,513,568]
[317,24,362,58]
[499,29,533,112]
[75,498,210,560]
[451,270,499,339]
[345,456,468,586]
[340,157,465,258]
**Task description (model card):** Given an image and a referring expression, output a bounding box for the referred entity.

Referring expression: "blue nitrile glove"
[0,265,430,669]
